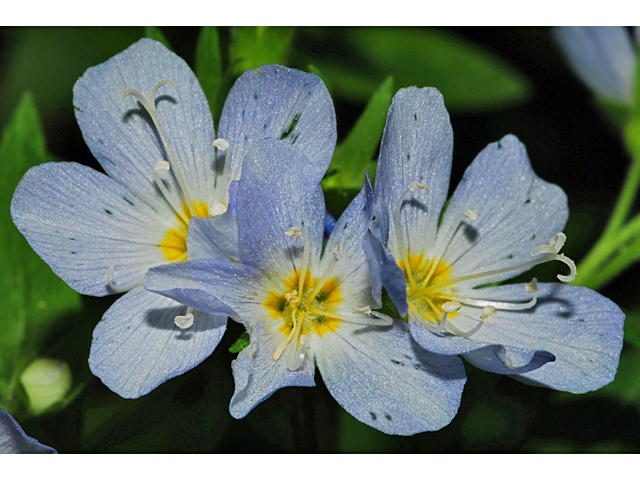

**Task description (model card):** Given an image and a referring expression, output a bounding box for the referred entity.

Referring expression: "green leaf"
[308,28,531,112]
[0,93,82,404]
[307,64,333,96]
[231,27,294,76]
[144,26,171,50]
[229,331,250,353]
[196,26,224,124]
[322,76,394,189]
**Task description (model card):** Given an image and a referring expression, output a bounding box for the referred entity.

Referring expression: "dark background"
[1,27,638,453]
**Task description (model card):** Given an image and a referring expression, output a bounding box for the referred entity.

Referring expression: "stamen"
[481,305,497,323]
[432,293,538,311]
[174,307,194,329]
[213,138,232,187]
[393,181,428,290]
[423,233,577,293]
[274,309,299,361]
[525,277,539,296]
[309,307,393,326]
[287,311,306,370]
[420,208,481,289]
[105,265,142,293]
[289,335,310,371]
[153,161,190,223]
[209,200,227,216]
[284,290,299,306]
[448,320,484,338]
[442,300,461,312]
[284,227,311,297]
[123,80,195,216]
[353,306,372,314]
[305,245,341,306]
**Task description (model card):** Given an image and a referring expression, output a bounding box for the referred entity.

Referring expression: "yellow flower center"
[159,201,212,262]
[264,270,342,339]
[399,252,458,326]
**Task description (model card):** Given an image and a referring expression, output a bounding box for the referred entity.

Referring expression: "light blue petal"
[0,408,56,454]
[374,87,453,258]
[229,322,315,419]
[89,286,227,398]
[436,134,568,289]
[319,176,376,306]
[411,282,624,393]
[363,229,408,315]
[236,139,325,275]
[187,215,240,263]
[503,284,624,393]
[11,162,167,296]
[409,318,556,374]
[74,38,218,209]
[218,64,336,184]
[555,26,636,103]
[315,321,466,435]
[144,259,269,321]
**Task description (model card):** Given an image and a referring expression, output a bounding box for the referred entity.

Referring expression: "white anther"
[409,180,429,192]
[213,138,230,150]
[285,290,299,304]
[353,306,372,315]
[285,226,302,237]
[464,209,480,221]
[154,161,171,174]
[209,200,227,216]
[442,300,461,312]
[174,313,194,329]
[531,232,567,256]
[481,305,497,322]
[525,278,539,296]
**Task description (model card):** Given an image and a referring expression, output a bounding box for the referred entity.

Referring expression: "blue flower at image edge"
[0,408,55,454]
[144,138,467,436]
[10,38,337,398]
[365,86,624,393]
[555,26,638,104]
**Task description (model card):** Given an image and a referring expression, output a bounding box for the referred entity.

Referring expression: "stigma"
[393,180,577,338]
[266,227,392,371]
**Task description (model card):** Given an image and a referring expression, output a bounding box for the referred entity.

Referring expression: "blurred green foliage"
[0,93,82,415]
[0,26,638,453]
[297,27,530,111]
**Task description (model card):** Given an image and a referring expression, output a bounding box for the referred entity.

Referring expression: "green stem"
[576,119,640,288]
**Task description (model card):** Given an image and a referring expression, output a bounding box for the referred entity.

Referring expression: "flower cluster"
[10,39,625,437]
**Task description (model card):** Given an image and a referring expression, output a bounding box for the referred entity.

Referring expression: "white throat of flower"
[394,179,577,338]
[272,227,393,371]
[104,80,234,330]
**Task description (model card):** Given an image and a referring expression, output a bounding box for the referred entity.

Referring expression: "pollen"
[159,200,212,262]
[264,270,342,339]
[399,253,458,326]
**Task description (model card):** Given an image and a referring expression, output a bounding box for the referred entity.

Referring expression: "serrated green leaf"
[308,28,531,112]
[144,26,171,50]
[196,26,224,124]
[0,93,82,403]
[231,27,294,76]
[229,331,250,353]
[322,76,393,189]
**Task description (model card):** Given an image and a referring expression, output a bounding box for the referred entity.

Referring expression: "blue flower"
[555,26,638,104]
[0,408,55,454]
[144,138,466,435]
[365,87,625,394]
[10,38,336,398]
